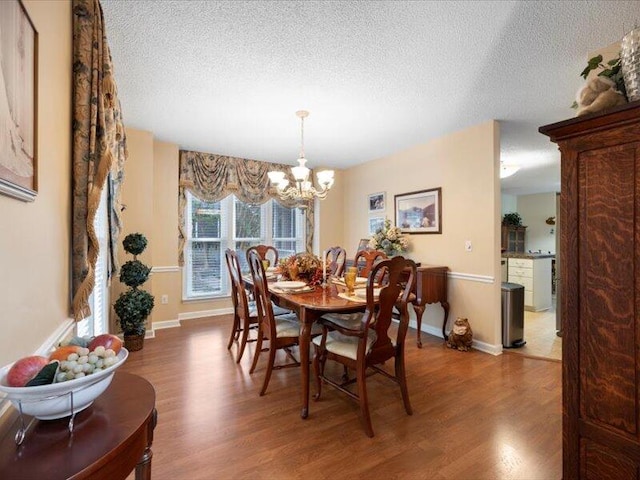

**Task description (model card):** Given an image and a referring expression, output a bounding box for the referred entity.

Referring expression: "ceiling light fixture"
[268,110,334,208]
[500,162,520,179]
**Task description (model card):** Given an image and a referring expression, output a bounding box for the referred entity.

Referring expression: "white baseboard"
[178,307,234,321]
[408,318,502,356]
[152,319,181,330]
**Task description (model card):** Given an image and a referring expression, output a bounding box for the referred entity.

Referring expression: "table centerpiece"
[278,252,324,286]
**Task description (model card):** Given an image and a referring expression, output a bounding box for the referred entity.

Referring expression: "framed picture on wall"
[368,216,385,235]
[357,238,370,252]
[0,0,38,202]
[395,187,442,234]
[368,192,385,213]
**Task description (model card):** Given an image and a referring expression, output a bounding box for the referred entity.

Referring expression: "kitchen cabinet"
[540,101,640,479]
[507,257,552,311]
[501,225,526,252]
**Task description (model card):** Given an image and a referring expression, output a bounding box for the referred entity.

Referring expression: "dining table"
[245,276,369,419]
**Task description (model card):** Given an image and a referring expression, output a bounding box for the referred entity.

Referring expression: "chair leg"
[236,318,251,363]
[312,345,323,400]
[395,349,413,415]
[356,361,374,437]
[227,315,239,350]
[342,365,349,381]
[260,341,277,396]
[250,327,263,374]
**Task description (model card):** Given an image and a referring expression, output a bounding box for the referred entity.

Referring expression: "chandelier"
[268,110,334,207]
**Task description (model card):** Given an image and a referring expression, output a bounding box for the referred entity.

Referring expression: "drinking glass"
[344,271,356,296]
[262,259,270,271]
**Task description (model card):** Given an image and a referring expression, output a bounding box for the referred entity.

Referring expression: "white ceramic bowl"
[272,280,307,290]
[0,348,128,420]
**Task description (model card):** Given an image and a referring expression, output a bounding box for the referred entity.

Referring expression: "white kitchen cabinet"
[507,257,552,311]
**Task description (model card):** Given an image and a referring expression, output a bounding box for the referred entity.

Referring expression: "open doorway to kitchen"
[501,192,560,361]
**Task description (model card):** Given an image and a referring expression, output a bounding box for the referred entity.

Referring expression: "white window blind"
[77,186,109,337]
[184,192,305,299]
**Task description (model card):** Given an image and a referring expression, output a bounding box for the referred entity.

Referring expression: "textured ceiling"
[101,0,640,195]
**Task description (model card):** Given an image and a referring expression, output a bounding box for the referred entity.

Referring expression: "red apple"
[88,334,123,354]
[7,356,49,387]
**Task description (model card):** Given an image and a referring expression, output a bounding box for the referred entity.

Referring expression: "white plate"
[0,348,128,420]
[266,267,279,273]
[272,281,307,290]
[354,288,382,299]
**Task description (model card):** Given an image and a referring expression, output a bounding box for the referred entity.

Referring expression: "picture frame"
[395,187,442,234]
[368,216,385,235]
[357,238,370,252]
[368,191,385,213]
[0,0,38,202]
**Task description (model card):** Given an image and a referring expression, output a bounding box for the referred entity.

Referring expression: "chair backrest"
[325,246,347,277]
[225,249,253,323]
[363,256,416,355]
[246,245,279,268]
[247,249,276,340]
[354,249,387,279]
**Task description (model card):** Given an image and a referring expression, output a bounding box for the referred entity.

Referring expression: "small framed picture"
[357,238,370,252]
[368,216,385,235]
[368,192,385,213]
[395,187,442,234]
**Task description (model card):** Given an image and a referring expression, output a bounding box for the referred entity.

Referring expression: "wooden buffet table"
[0,372,157,480]
[413,265,449,346]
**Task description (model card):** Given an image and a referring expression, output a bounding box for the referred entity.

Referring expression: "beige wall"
[111,128,155,331]
[517,192,557,254]
[315,169,345,254]
[0,1,72,367]
[341,121,502,348]
[115,129,233,330]
[119,122,502,348]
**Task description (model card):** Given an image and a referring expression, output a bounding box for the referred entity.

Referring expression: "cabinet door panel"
[578,146,637,436]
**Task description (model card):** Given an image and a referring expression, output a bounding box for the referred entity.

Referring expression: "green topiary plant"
[502,212,522,226]
[114,233,154,348]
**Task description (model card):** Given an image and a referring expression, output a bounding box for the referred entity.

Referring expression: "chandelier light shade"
[500,161,520,179]
[268,110,334,206]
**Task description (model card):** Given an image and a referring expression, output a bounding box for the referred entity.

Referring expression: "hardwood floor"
[122,316,561,479]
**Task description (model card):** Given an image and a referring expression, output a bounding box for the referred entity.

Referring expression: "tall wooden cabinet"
[540,102,640,479]
[501,225,527,252]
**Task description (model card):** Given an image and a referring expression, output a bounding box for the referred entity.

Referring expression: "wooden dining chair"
[312,256,417,437]
[354,249,387,281]
[325,246,347,277]
[247,249,321,396]
[225,248,290,363]
[246,245,279,269]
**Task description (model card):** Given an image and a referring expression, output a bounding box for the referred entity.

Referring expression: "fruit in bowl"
[6,356,49,387]
[0,347,128,419]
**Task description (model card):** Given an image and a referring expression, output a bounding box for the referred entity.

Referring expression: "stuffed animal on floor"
[446,317,473,352]
[575,76,627,116]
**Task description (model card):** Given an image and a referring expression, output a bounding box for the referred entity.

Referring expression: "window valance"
[178,150,314,265]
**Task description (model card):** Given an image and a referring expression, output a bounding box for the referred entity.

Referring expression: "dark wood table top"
[269,283,369,316]
[0,372,156,480]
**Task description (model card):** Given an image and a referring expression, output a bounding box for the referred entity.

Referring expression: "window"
[77,186,109,337]
[184,192,305,299]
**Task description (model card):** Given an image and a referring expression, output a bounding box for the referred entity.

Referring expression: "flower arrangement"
[368,219,409,257]
[278,252,324,286]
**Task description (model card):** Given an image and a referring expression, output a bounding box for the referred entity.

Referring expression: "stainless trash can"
[501,282,526,348]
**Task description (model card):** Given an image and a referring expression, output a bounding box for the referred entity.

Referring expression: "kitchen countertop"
[502,252,555,259]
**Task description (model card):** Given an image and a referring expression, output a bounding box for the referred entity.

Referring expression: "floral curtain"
[71,0,127,320]
[178,150,314,265]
